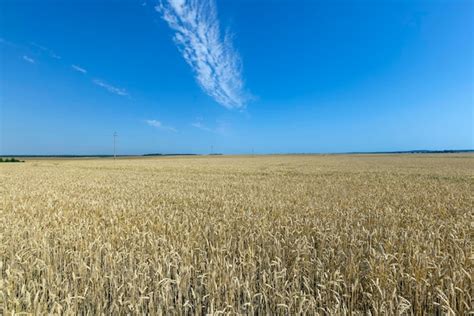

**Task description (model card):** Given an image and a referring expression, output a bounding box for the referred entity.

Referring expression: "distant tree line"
[0,157,24,163]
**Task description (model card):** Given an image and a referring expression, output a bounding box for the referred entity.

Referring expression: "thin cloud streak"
[191,121,213,132]
[0,37,18,47]
[146,119,177,132]
[93,79,129,97]
[31,42,61,59]
[23,55,35,64]
[72,65,87,74]
[157,0,249,109]
[5,38,130,99]
[191,119,229,135]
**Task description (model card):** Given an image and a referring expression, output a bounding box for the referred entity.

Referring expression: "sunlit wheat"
[1,154,472,314]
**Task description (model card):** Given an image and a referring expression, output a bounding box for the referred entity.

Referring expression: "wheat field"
[1,154,472,315]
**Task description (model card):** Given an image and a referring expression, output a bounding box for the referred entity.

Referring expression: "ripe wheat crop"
[1,154,472,314]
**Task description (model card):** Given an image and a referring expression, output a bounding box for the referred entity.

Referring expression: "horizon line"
[1,149,473,158]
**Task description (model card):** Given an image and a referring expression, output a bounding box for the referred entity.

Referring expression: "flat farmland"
[1,154,472,314]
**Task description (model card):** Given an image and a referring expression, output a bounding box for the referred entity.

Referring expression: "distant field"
[1,154,472,314]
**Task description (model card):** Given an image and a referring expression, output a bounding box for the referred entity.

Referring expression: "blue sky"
[1,0,472,155]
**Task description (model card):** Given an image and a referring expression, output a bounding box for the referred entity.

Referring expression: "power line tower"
[113,132,118,160]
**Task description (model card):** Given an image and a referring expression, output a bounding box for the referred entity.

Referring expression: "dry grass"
[1,154,472,315]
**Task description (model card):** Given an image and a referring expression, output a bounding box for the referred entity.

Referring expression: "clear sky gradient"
[1,0,472,155]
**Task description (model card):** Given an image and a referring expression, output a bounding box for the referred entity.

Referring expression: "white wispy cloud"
[157,0,249,109]
[191,121,213,132]
[23,55,35,64]
[72,65,87,74]
[0,37,18,47]
[31,42,61,59]
[8,39,131,102]
[191,119,229,135]
[146,119,177,132]
[93,79,129,96]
